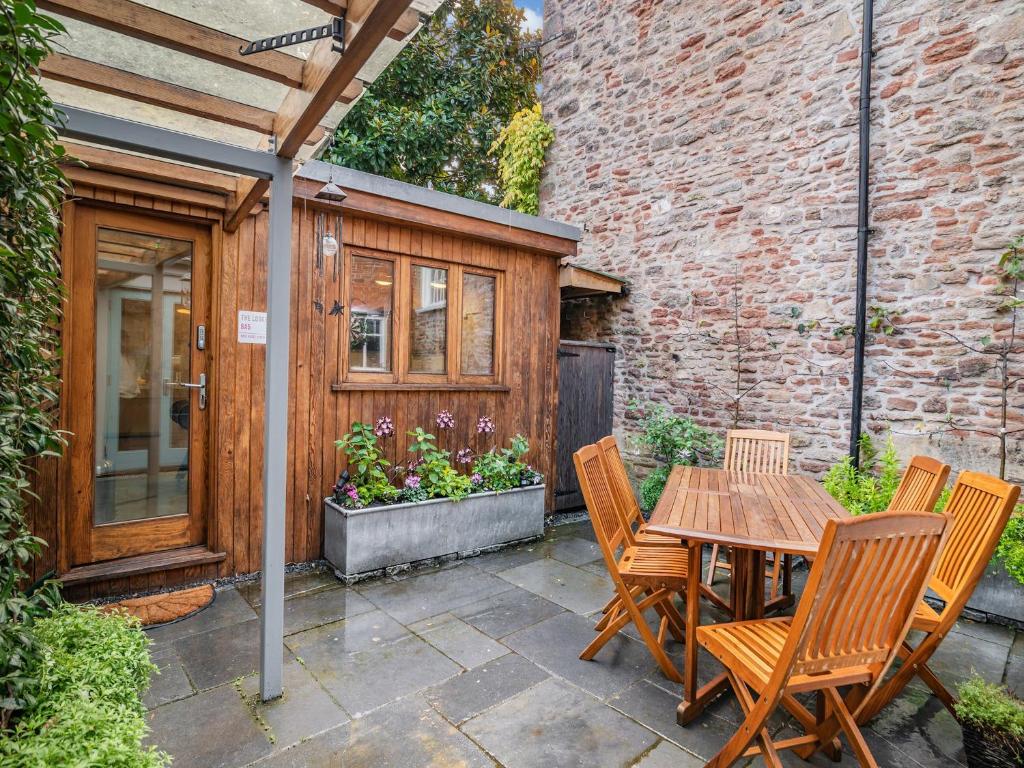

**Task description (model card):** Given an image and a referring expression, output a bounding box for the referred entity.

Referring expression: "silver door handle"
[175,373,207,410]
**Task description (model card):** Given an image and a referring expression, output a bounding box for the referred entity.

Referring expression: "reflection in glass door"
[94,228,193,525]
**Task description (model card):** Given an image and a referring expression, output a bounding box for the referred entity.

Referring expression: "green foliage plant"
[627,401,724,511]
[821,434,902,516]
[954,676,1024,758]
[995,512,1024,586]
[471,433,541,492]
[334,421,397,507]
[0,603,169,767]
[326,0,540,204]
[407,428,472,501]
[1,0,68,729]
[490,104,554,215]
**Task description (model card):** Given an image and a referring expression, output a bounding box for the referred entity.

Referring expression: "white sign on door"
[238,310,267,345]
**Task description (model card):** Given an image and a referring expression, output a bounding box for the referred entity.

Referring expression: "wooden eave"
[559,262,628,299]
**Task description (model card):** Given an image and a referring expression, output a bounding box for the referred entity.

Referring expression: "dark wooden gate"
[555,340,616,511]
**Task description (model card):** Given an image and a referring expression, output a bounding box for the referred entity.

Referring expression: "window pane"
[461,273,496,376]
[349,256,393,372]
[410,265,447,374]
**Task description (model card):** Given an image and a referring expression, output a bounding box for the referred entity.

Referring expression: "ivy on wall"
[491,104,554,217]
[0,0,68,728]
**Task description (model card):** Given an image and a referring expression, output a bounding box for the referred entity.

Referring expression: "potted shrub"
[323,413,545,579]
[954,676,1024,768]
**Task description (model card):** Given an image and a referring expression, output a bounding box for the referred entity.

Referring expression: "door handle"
[175,373,207,410]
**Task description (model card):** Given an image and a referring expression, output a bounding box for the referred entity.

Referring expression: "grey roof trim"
[297,160,581,242]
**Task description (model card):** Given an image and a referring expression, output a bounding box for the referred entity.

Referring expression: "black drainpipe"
[849,0,874,468]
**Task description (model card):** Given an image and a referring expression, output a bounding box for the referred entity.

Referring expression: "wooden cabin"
[28,150,579,598]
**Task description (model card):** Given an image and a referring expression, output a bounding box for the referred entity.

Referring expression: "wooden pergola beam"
[60,140,239,193]
[38,0,307,88]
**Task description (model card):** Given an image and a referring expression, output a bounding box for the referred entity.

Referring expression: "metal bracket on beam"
[240,14,345,56]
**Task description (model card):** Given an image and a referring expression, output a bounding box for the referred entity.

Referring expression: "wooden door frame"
[59,204,214,570]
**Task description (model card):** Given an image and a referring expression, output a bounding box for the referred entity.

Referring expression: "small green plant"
[471,434,541,492]
[822,434,902,516]
[490,104,554,216]
[0,603,169,767]
[995,512,1024,586]
[407,427,472,501]
[334,421,396,507]
[954,676,1024,760]
[627,401,724,511]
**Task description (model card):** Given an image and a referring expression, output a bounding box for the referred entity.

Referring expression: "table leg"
[731,548,766,621]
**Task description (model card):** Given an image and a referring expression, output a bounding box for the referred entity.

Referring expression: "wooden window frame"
[340,247,503,388]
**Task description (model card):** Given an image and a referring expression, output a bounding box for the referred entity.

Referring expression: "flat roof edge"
[297,160,582,242]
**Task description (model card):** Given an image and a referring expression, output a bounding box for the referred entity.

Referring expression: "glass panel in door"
[94,228,193,525]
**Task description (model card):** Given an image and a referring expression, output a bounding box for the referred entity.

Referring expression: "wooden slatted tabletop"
[645,466,849,557]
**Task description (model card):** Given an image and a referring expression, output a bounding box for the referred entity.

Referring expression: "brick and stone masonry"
[539,0,1024,482]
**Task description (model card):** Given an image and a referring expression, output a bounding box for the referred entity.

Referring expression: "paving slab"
[293,631,461,717]
[237,569,341,608]
[238,655,349,750]
[286,608,409,657]
[282,585,375,636]
[451,585,565,639]
[502,611,656,699]
[631,739,703,767]
[463,677,659,768]
[146,683,271,768]
[424,652,550,725]
[905,624,1009,695]
[356,563,513,624]
[946,618,1015,648]
[253,696,495,768]
[409,612,508,669]
[540,535,603,566]
[145,586,256,645]
[866,685,967,766]
[1005,632,1024,693]
[472,541,550,574]
[144,644,194,709]
[497,557,612,614]
[174,617,260,690]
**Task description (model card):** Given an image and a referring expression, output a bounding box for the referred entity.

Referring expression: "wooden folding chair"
[854,471,1020,724]
[574,443,694,683]
[885,455,950,513]
[706,429,791,601]
[698,512,950,768]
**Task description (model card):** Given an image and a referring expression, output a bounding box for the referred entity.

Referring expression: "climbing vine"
[490,104,554,216]
[1,0,68,728]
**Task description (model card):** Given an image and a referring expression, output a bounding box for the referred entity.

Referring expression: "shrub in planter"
[0,603,168,767]
[821,435,902,516]
[954,676,1024,768]
[626,401,724,512]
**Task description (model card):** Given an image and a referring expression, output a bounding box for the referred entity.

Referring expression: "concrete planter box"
[324,485,545,579]
[964,561,1024,625]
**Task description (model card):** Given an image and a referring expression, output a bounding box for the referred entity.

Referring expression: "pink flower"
[456,447,473,464]
[405,474,421,489]
[408,458,423,471]
[471,473,483,485]
[436,410,455,430]
[476,416,495,434]
[374,416,394,438]
[344,483,359,500]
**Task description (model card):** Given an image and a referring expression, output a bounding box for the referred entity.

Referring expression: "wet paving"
[144,520,1020,767]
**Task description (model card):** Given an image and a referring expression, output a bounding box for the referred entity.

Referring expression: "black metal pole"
[849,0,874,468]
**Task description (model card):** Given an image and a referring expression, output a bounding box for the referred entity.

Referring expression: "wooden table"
[645,465,850,724]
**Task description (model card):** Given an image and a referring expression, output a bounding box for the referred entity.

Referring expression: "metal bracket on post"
[239,14,345,56]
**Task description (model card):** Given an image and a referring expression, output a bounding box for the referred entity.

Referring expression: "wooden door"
[64,207,211,566]
[554,340,615,511]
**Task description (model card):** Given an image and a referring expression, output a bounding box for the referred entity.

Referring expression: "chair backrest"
[724,429,790,475]
[597,436,645,529]
[929,471,1020,611]
[779,512,949,682]
[887,456,950,514]
[574,444,635,568]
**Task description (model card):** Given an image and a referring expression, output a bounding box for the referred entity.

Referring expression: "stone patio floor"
[143,520,1023,767]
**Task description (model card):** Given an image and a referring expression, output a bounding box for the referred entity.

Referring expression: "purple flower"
[408,458,423,471]
[374,415,394,438]
[344,483,359,500]
[436,410,455,430]
[456,447,473,464]
[476,416,495,434]
[405,474,421,489]
[471,473,483,485]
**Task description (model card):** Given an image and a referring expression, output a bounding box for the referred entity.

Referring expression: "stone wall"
[541,0,1024,481]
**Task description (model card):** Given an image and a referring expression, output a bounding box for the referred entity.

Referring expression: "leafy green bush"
[406,427,472,501]
[996,514,1024,586]
[955,675,1024,756]
[491,104,554,216]
[628,401,723,512]
[0,603,168,767]
[821,435,902,516]
[471,434,541,493]
[1,0,68,728]
[333,421,399,507]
